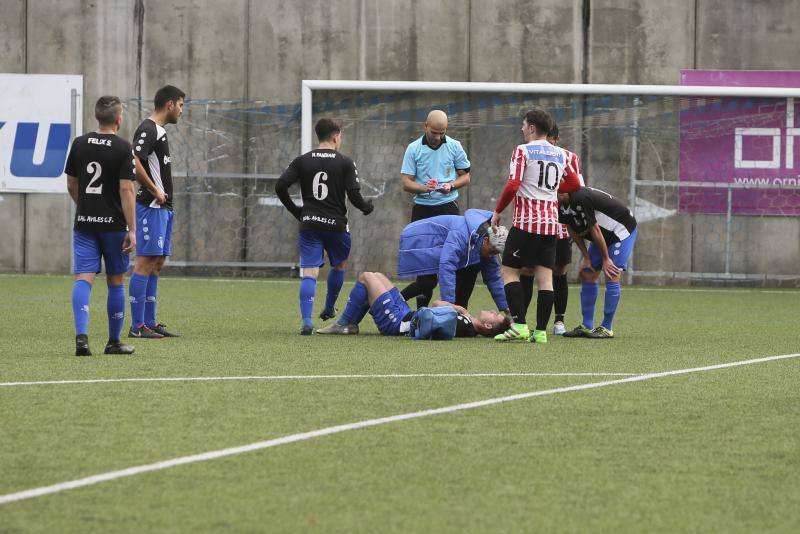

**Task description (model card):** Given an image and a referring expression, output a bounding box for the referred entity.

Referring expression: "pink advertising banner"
[679,70,800,215]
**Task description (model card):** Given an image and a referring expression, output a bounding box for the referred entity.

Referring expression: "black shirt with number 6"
[64,132,136,233]
[276,149,372,232]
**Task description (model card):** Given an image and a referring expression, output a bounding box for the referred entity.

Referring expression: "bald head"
[426,110,448,129]
[424,110,448,148]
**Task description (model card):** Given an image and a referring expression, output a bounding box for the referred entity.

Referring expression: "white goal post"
[300,80,800,285]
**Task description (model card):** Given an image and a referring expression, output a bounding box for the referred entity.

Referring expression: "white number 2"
[85,162,103,194]
[312,171,329,200]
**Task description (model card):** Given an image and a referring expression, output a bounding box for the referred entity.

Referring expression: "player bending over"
[317,272,509,337]
[65,96,137,356]
[275,118,374,335]
[558,187,638,339]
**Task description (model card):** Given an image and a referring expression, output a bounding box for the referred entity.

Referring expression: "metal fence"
[120,87,800,286]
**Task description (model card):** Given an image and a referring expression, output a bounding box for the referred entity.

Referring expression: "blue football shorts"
[136,204,174,257]
[298,229,351,268]
[369,288,413,336]
[588,227,638,271]
[73,230,130,275]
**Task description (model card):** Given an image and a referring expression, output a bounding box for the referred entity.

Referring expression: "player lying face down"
[317,271,510,337]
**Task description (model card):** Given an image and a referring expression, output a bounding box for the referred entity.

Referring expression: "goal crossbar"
[301,79,800,152]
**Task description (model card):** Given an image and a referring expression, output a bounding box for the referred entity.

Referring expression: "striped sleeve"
[558,149,585,193]
[494,146,526,214]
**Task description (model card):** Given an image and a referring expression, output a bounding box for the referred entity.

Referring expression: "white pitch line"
[0,372,637,388]
[1,352,797,506]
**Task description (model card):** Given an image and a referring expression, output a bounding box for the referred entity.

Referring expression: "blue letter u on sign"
[10,122,71,178]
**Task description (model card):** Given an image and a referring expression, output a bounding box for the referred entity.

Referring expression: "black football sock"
[405,275,437,309]
[400,281,423,301]
[553,274,568,323]
[536,290,555,331]
[504,281,525,325]
[416,293,432,309]
[454,264,480,307]
[401,275,437,303]
[519,275,534,320]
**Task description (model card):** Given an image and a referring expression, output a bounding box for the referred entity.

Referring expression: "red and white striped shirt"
[556,148,585,239]
[495,140,581,236]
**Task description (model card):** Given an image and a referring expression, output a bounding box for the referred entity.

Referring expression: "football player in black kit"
[128,85,184,339]
[558,186,638,339]
[65,96,137,356]
[275,118,374,335]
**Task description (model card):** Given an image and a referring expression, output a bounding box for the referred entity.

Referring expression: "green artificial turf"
[0,274,798,532]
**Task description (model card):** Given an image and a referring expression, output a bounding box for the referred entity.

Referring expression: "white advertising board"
[0,74,83,193]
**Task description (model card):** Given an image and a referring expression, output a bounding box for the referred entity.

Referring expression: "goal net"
[123,84,800,286]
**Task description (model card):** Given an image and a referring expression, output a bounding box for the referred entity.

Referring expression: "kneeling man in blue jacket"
[397,209,510,314]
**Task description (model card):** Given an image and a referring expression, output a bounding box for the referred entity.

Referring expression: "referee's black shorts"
[501,227,557,269]
[411,200,459,222]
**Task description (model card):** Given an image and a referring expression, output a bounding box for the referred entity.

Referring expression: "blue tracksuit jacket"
[396,209,507,310]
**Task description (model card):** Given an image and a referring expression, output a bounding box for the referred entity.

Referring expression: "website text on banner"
[680,70,800,216]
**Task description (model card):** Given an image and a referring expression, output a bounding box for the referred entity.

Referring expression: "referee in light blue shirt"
[401,110,471,220]
[400,109,472,308]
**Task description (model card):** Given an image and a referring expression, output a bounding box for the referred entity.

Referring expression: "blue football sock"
[299,276,316,327]
[602,281,621,330]
[145,275,159,328]
[580,281,599,329]
[107,284,126,341]
[324,268,345,312]
[129,273,149,328]
[338,281,369,325]
[72,280,92,336]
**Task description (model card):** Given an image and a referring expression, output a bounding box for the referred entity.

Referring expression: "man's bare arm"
[67,176,79,204]
[133,157,166,204]
[402,173,434,194]
[119,179,137,253]
[588,224,621,278]
[567,225,590,259]
[449,169,471,191]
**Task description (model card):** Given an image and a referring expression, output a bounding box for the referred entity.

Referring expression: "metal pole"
[725,185,733,275]
[303,79,800,98]
[627,97,640,285]
[69,88,78,274]
[22,192,27,273]
[301,82,313,154]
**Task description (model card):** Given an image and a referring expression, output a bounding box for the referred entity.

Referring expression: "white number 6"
[312,171,329,200]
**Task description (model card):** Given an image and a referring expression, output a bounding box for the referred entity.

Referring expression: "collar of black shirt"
[421,134,448,150]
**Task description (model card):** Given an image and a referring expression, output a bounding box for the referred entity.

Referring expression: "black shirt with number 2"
[64,132,135,232]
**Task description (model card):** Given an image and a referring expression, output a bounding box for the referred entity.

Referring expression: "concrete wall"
[2,0,800,282]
